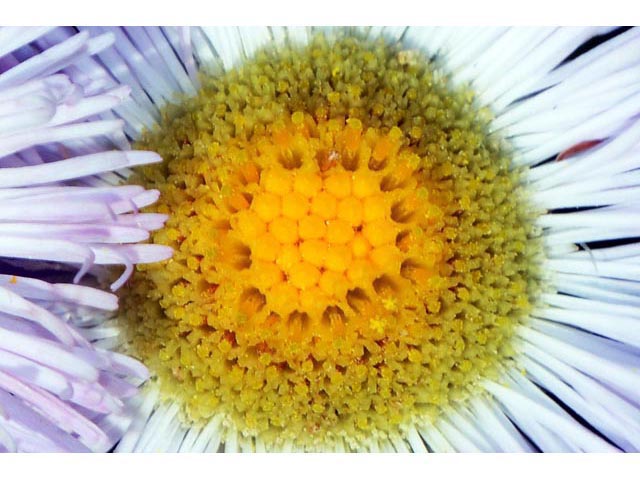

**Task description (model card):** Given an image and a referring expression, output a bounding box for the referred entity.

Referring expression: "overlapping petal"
[0,27,171,452]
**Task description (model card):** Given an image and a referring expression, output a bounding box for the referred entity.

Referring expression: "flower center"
[213,115,449,344]
[120,33,542,450]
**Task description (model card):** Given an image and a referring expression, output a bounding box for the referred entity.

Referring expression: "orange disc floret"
[352,171,379,198]
[277,243,301,271]
[281,192,310,220]
[311,191,338,219]
[372,136,393,162]
[370,245,402,272]
[362,195,388,223]
[299,239,327,268]
[268,282,299,314]
[324,245,352,273]
[252,232,281,262]
[325,218,354,244]
[293,172,323,197]
[346,258,373,284]
[351,233,371,258]
[363,219,397,247]
[343,118,363,152]
[324,171,352,198]
[298,214,326,240]
[318,270,348,297]
[289,261,321,290]
[235,210,267,238]
[299,287,328,315]
[253,192,281,222]
[269,216,298,244]
[252,261,285,290]
[227,192,251,212]
[262,168,293,195]
[337,197,363,227]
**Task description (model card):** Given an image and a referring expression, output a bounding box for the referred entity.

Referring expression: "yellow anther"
[324,171,352,198]
[253,192,281,222]
[408,349,422,363]
[311,191,338,219]
[372,136,393,162]
[337,197,363,227]
[326,219,354,244]
[388,126,403,141]
[298,214,326,240]
[282,192,310,220]
[409,126,423,140]
[269,216,298,244]
[346,117,362,131]
[228,192,250,212]
[291,111,305,125]
[327,91,340,104]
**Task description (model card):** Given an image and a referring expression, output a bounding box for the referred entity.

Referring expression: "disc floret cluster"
[122,33,541,450]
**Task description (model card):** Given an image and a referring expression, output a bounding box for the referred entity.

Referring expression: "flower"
[0,27,171,452]
[4,26,640,453]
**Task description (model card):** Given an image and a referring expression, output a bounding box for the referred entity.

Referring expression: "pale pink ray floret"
[0,27,172,452]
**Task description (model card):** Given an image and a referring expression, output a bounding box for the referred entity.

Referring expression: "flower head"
[119,33,543,450]
[105,27,640,452]
[3,26,640,453]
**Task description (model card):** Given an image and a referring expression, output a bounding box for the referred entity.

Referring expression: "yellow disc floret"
[121,33,542,451]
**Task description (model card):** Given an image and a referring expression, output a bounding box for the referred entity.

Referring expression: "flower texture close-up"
[0,26,639,453]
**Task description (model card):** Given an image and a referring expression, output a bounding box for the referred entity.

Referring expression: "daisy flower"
[5,26,640,453]
[0,27,172,452]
